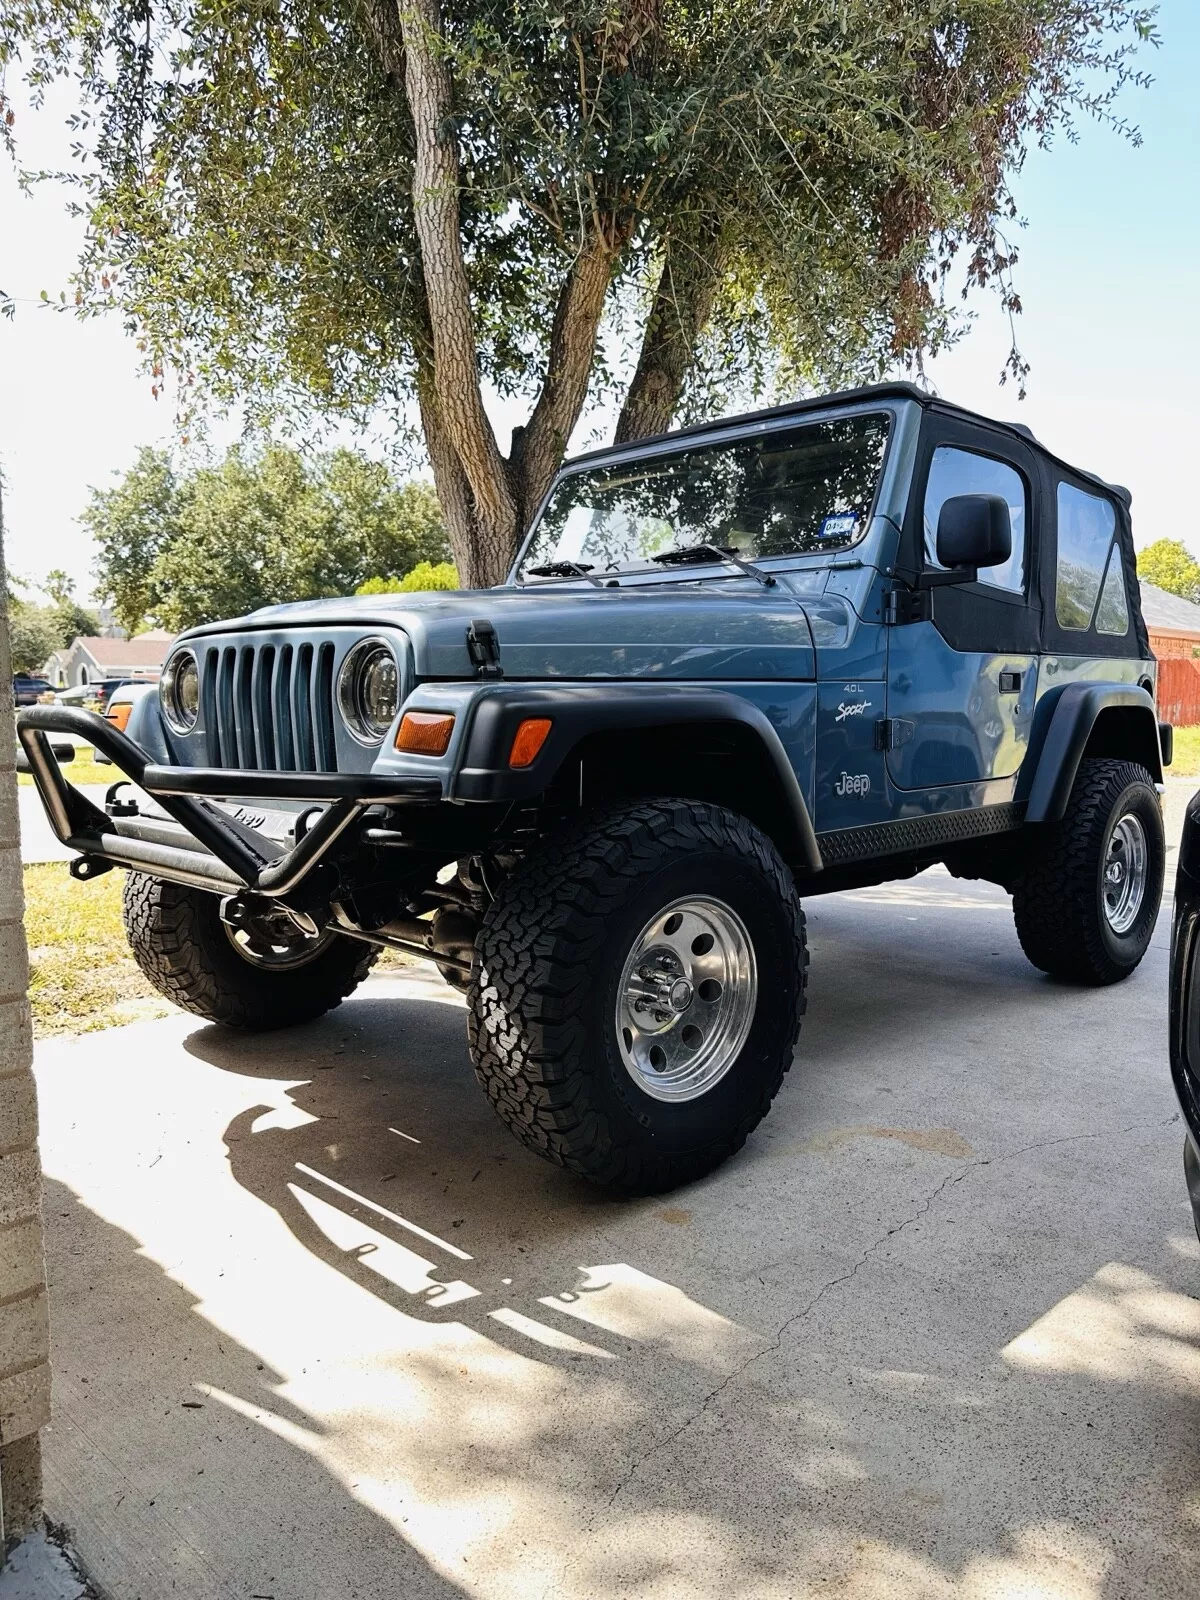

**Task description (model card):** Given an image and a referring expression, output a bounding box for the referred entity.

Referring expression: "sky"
[1,2,1198,602]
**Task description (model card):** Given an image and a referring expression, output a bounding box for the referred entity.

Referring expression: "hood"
[183,581,821,683]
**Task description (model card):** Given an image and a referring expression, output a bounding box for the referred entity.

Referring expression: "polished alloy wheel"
[1103,812,1148,935]
[224,920,337,970]
[616,896,757,1103]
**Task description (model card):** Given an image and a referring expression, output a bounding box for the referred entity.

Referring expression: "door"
[885,427,1040,795]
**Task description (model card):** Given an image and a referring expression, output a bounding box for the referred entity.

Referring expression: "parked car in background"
[11,675,56,707]
[90,678,134,713]
[1169,790,1200,1241]
[56,678,131,713]
[56,685,95,707]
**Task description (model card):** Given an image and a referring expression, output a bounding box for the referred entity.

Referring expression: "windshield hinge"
[883,586,928,626]
[466,619,503,679]
[875,718,915,752]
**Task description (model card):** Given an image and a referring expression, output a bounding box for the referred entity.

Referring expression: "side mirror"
[935,494,1012,573]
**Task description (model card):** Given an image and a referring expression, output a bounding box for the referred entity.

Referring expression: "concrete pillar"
[0,480,50,1545]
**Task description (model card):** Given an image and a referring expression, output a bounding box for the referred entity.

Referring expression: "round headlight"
[160,650,200,734]
[338,640,399,745]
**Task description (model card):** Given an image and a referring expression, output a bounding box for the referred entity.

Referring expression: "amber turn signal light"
[105,703,133,733]
[508,717,553,769]
[395,711,455,756]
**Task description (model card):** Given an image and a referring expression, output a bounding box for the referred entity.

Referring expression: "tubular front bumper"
[16,705,441,899]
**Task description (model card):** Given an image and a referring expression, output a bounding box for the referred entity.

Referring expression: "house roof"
[73,633,173,667]
[1138,583,1200,635]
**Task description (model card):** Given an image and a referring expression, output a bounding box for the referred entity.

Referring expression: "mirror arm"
[917,565,977,592]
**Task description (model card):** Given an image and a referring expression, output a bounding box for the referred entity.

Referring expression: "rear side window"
[1056,484,1125,631]
[1094,553,1130,635]
[923,447,1026,594]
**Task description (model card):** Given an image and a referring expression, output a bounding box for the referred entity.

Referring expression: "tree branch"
[614,214,727,444]
[510,229,618,527]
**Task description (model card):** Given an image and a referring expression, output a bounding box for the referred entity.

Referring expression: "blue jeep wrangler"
[19,383,1169,1193]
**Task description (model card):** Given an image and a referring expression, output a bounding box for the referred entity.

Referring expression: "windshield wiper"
[649,543,776,588]
[524,561,608,589]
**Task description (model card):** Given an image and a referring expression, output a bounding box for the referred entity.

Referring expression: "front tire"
[123,873,377,1029]
[1011,758,1164,985]
[468,800,808,1194]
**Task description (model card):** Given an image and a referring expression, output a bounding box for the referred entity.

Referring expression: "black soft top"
[566,382,1149,664]
[567,382,1131,509]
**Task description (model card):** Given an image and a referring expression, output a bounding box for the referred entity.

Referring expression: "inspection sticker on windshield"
[817,512,859,541]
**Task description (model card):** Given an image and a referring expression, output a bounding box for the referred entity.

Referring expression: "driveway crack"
[605,1161,973,1510]
[603,1110,1180,1510]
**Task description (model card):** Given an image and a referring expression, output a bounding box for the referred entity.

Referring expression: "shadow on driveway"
[35,874,1200,1599]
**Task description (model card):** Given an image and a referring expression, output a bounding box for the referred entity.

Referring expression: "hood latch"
[466,619,503,679]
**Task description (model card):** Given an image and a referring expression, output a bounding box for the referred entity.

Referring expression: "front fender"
[123,687,173,762]
[396,682,821,874]
[1020,682,1162,823]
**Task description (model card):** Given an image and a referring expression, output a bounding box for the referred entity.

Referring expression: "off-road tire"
[468,799,807,1194]
[1011,758,1164,985]
[122,872,377,1029]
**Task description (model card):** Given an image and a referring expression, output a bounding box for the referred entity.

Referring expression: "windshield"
[518,411,891,579]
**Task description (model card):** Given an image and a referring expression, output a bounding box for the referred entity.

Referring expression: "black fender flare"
[1020,681,1163,823]
[450,683,822,873]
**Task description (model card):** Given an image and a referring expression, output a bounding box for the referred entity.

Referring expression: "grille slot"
[200,635,344,773]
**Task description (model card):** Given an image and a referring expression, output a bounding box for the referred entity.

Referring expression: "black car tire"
[468,799,808,1194]
[1185,1136,1200,1248]
[1012,758,1164,985]
[123,872,377,1029]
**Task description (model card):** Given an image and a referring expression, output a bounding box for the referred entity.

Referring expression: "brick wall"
[1149,628,1200,661]
[0,496,49,1543]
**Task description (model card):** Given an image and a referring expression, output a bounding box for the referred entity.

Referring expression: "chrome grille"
[201,639,339,772]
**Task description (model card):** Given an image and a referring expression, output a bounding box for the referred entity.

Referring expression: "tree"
[358,562,459,594]
[85,444,450,630]
[3,562,97,672]
[6,605,60,676]
[35,570,101,646]
[1137,538,1200,605]
[79,448,182,635]
[2,1,1156,587]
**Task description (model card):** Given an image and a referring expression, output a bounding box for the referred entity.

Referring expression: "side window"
[923,447,1026,594]
[1056,483,1122,631]
[1095,549,1130,635]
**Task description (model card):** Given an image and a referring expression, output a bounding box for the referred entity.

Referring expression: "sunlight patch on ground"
[538,1263,756,1369]
[1003,1261,1200,1392]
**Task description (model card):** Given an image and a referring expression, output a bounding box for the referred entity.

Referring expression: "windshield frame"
[510,399,903,587]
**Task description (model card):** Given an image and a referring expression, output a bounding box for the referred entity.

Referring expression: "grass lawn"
[23,863,416,1037]
[23,863,171,1036]
[1171,727,1200,778]
[18,748,115,787]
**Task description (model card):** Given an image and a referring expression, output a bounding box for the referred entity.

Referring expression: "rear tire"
[468,799,807,1194]
[1011,758,1164,985]
[122,873,377,1029]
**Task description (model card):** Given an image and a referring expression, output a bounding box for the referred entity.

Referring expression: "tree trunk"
[414,366,491,586]
[371,3,625,585]
[396,0,518,580]
[614,216,726,444]
[0,474,51,1536]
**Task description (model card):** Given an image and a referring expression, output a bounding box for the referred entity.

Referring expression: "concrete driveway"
[31,814,1200,1600]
